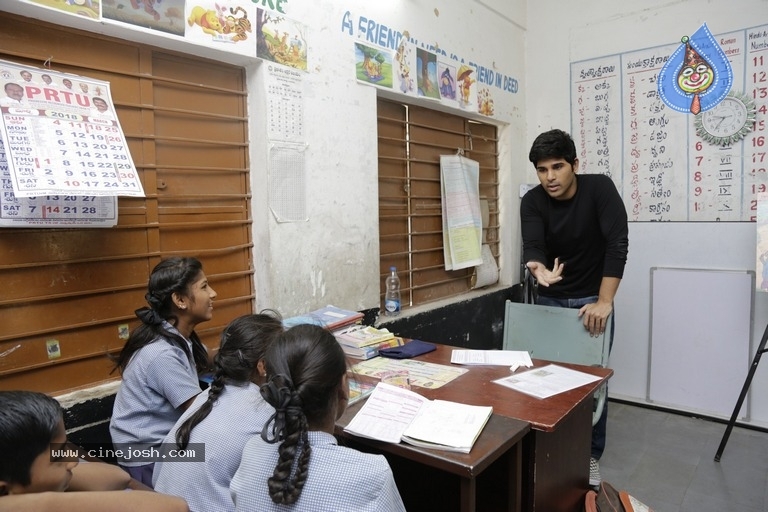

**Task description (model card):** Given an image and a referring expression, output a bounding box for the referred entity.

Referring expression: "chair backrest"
[502,300,611,368]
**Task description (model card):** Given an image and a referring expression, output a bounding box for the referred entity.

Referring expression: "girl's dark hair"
[175,311,284,449]
[0,391,62,494]
[528,128,578,166]
[111,257,210,375]
[259,324,347,505]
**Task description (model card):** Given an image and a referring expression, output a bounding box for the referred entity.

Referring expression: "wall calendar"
[0,59,144,227]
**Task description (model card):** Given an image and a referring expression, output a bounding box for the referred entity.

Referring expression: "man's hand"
[578,301,612,337]
[526,258,564,287]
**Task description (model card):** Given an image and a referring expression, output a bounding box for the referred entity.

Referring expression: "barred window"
[378,98,500,310]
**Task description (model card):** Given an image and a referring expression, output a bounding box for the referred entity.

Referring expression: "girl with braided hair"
[152,312,283,512]
[230,324,405,512]
[109,257,217,487]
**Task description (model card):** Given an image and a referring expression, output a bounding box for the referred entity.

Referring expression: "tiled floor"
[599,401,768,512]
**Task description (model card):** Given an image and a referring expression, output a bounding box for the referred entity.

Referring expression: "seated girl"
[230,324,405,512]
[153,312,284,512]
[109,257,216,486]
[0,390,188,512]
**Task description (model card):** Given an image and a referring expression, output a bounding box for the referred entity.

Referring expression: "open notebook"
[344,382,493,453]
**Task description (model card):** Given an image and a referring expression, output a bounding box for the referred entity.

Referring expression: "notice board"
[649,267,754,419]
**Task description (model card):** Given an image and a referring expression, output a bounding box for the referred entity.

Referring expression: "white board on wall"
[649,267,754,419]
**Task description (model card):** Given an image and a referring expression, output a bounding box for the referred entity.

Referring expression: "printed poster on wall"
[257,9,308,71]
[103,0,185,36]
[0,60,143,226]
[185,1,257,46]
[571,22,768,222]
[25,0,100,20]
[266,64,305,143]
[355,42,483,115]
[436,58,458,108]
[355,42,394,89]
[394,33,416,96]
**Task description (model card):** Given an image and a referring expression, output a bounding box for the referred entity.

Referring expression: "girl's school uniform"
[231,431,406,512]
[109,323,201,482]
[153,382,274,512]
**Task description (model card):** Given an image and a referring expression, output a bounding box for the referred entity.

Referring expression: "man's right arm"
[520,190,548,269]
[526,259,564,287]
[521,190,561,285]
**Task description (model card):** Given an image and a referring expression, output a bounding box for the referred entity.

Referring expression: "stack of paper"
[450,349,533,371]
[335,326,402,360]
[344,382,493,453]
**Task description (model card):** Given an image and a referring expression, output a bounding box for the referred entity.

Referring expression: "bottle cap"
[390,266,396,271]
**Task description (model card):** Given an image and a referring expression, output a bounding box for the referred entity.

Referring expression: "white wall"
[526,0,768,426]
[250,1,528,315]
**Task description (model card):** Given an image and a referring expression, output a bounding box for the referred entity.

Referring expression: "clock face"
[695,92,756,146]
[701,97,748,136]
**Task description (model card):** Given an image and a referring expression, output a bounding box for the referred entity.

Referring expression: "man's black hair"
[528,129,578,166]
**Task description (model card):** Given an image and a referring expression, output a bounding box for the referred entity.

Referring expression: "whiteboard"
[648,267,754,419]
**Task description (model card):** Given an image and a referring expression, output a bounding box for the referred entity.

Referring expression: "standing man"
[520,128,628,488]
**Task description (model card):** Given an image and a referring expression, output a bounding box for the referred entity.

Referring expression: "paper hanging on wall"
[480,197,489,243]
[268,142,308,222]
[471,244,499,289]
[440,154,483,270]
[266,60,306,143]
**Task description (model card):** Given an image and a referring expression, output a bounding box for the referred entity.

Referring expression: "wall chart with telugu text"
[571,23,768,221]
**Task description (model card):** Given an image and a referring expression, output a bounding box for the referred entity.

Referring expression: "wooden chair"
[502,300,612,426]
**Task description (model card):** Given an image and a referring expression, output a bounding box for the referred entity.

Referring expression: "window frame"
[377,98,500,310]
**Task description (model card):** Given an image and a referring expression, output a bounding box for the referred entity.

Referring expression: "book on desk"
[340,336,404,360]
[334,325,402,360]
[344,381,493,453]
[283,305,364,331]
[334,325,395,348]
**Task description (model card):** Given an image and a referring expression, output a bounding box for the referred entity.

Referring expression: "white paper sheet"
[451,349,532,367]
[493,364,601,399]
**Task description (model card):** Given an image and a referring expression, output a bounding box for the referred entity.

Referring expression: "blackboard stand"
[714,322,768,461]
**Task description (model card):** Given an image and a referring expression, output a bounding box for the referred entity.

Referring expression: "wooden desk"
[337,406,529,512]
[413,344,613,512]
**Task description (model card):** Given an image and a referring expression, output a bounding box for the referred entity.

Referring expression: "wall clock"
[694,91,757,146]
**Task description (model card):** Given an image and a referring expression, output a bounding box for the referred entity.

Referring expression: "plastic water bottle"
[384,266,401,316]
